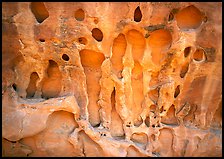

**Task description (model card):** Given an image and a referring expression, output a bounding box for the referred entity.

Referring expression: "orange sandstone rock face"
[2,2,222,157]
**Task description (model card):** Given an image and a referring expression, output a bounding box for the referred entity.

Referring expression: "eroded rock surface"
[2,2,222,157]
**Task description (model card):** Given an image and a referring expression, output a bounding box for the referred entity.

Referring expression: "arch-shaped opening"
[74,8,85,21]
[91,28,103,42]
[30,2,49,23]
[126,29,146,61]
[26,72,39,98]
[134,6,142,22]
[41,60,62,99]
[111,33,127,78]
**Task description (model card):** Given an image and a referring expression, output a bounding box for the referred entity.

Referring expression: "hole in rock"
[41,60,62,99]
[111,33,127,78]
[30,2,49,23]
[145,116,150,127]
[193,48,206,61]
[78,37,87,45]
[161,104,178,125]
[134,6,142,22]
[180,62,189,78]
[91,28,103,42]
[39,38,45,42]
[184,47,191,57]
[174,85,180,98]
[152,124,155,128]
[12,83,17,91]
[75,8,85,21]
[79,49,105,68]
[126,29,146,61]
[62,54,70,61]
[148,29,172,50]
[26,72,39,98]
[175,5,203,30]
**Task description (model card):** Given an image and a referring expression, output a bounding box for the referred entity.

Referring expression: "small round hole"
[62,54,69,61]
[78,37,87,45]
[152,125,155,128]
[91,28,103,42]
[75,8,85,21]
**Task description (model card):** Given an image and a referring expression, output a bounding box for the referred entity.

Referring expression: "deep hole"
[103,134,106,136]
[184,47,191,57]
[180,63,189,78]
[62,54,69,61]
[30,2,49,23]
[78,37,87,45]
[174,85,180,98]
[75,8,85,21]
[152,124,155,128]
[39,38,45,42]
[12,83,17,91]
[193,48,205,61]
[154,116,156,119]
[91,28,103,42]
[134,6,142,22]
[126,125,131,127]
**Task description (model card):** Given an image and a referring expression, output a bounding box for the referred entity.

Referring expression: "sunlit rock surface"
[2,2,222,157]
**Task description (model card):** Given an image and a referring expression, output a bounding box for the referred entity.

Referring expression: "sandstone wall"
[2,2,222,157]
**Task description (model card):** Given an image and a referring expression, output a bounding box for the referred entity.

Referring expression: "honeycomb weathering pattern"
[2,2,222,157]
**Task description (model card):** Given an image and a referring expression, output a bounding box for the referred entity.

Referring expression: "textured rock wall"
[2,2,222,157]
